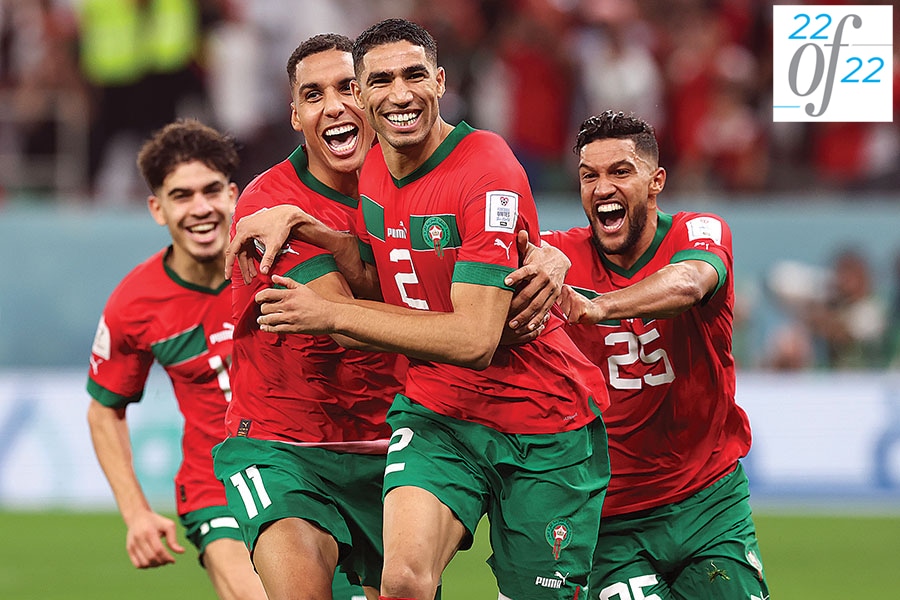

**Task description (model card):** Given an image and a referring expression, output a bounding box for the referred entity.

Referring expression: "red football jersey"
[357,123,608,434]
[543,211,752,515]
[87,248,233,516]
[227,146,401,447]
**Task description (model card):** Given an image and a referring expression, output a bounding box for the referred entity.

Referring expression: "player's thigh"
[213,436,385,588]
[489,419,609,599]
[254,517,340,600]
[384,394,490,539]
[670,553,769,600]
[669,466,769,599]
[202,537,266,600]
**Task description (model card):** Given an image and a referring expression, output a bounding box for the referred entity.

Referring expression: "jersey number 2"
[390,248,429,310]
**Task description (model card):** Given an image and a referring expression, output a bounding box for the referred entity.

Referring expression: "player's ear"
[290,101,302,133]
[649,167,666,196]
[227,182,239,213]
[435,66,446,98]
[351,80,364,110]
[147,195,166,226]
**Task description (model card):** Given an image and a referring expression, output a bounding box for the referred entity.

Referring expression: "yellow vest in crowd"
[78,0,199,85]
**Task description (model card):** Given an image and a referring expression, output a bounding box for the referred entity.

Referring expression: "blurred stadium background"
[1,0,898,598]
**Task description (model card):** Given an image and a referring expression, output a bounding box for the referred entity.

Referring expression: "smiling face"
[351,40,445,153]
[578,137,666,268]
[290,48,374,186]
[147,160,237,267]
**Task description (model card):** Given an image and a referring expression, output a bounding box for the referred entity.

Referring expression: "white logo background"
[772,5,892,122]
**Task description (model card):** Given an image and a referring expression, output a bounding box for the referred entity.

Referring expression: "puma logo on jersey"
[388,221,408,239]
[253,239,298,257]
[535,571,568,589]
[209,322,234,345]
[89,355,104,375]
[494,238,513,260]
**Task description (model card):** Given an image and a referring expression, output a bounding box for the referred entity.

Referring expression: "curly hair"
[136,119,239,193]
[574,110,659,165]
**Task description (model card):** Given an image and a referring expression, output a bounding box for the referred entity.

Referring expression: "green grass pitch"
[1,510,898,599]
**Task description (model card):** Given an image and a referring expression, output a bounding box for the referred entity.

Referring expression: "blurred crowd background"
[1,0,899,373]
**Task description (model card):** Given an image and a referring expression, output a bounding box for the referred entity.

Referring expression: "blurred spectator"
[67,0,209,203]
[762,322,816,371]
[569,0,665,138]
[472,0,577,192]
[0,0,87,197]
[767,249,889,370]
[203,0,378,188]
[652,0,767,192]
[1,0,898,200]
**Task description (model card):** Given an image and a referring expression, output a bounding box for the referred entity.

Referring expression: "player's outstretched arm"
[504,230,570,334]
[257,275,510,369]
[87,400,185,568]
[560,260,719,324]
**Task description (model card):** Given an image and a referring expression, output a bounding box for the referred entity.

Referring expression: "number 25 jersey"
[543,211,751,516]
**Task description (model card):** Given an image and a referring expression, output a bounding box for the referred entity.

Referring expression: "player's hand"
[499,311,550,345]
[124,510,184,569]
[505,231,570,333]
[559,285,601,325]
[256,275,336,335]
[224,206,299,284]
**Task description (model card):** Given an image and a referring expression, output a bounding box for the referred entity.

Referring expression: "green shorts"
[179,505,242,556]
[385,394,609,599]
[592,463,769,600]
[212,436,385,589]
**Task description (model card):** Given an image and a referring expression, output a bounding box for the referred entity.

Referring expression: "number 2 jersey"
[87,248,233,516]
[357,122,609,435]
[542,211,752,516]
[226,146,402,448]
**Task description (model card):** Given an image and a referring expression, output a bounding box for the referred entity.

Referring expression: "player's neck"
[166,249,227,289]
[307,162,359,199]
[382,118,451,179]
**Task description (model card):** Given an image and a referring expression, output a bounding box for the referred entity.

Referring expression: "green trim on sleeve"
[87,378,142,408]
[281,254,339,286]
[671,249,727,296]
[358,239,375,265]
[452,261,515,291]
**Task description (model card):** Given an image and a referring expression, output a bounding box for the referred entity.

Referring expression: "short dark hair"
[352,18,437,78]
[574,110,659,165]
[136,119,239,192]
[286,33,354,88]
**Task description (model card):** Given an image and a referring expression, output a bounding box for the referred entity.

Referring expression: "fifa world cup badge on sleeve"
[772,5,893,122]
[485,191,518,233]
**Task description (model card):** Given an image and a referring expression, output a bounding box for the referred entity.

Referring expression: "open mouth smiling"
[323,123,360,154]
[596,202,626,231]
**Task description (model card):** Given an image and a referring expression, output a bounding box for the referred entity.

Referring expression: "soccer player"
[86,119,267,600]
[253,18,611,600]
[211,33,404,600]
[533,110,770,599]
